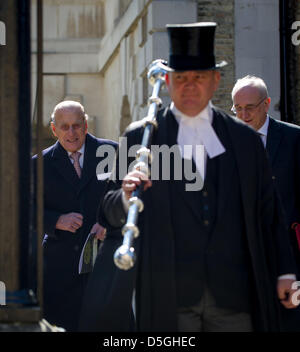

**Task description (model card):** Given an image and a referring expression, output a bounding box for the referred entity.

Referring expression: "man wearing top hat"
[79,22,299,332]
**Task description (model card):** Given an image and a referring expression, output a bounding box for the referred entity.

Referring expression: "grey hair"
[231,75,269,100]
[51,100,88,124]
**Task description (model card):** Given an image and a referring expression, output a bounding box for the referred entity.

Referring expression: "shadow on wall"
[119,95,132,135]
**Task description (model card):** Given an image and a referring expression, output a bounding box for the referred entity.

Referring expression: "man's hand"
[90,222,106,241]
[277,279,300,309]
[56,212,83,233]
[122,170,152,201]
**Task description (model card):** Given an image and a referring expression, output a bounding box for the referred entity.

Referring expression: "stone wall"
[0,0,20,291]
[34,0,300,138]
[234,0,281,120]
[97,0,198,140]
[31,0,105,142]
[197,0,235,114]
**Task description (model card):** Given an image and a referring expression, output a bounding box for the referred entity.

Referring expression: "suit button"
[204,220,209,226]
[272,176,276,180]
[203,191,208,197]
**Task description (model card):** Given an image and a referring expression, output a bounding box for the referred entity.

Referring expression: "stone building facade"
[32,0,300,145]
[197,0,235,113]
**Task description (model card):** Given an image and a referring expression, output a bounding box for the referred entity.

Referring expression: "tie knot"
[71,151,81,162]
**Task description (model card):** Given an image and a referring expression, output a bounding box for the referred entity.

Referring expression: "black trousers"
[177,287,253,332]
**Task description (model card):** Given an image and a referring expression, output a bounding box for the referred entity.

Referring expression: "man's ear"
[165,73,170,87]
[51,122,57,137]
[264,97,271,112]
[213,70,221,90]
[214,70,221,82]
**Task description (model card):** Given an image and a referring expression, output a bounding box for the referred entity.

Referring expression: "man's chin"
[247,122,257,130]
[64,143,80,153]
[182,107,204,117]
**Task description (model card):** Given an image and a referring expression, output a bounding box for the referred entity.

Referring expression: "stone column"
[198,0,235,114]
[0,0,44,328]
[0,0,20,295]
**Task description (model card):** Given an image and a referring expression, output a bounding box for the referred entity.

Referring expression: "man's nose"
[67,126,76,134]
[240,108,249,119]
[185,79,197,88]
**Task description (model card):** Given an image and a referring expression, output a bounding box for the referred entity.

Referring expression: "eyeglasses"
[58,123,84,131]
[231,97,267,115]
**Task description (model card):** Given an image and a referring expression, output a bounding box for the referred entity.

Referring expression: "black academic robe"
[79,108,295,332]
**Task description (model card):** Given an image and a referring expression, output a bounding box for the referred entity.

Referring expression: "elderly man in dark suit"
[79,23,299,332]
[32,100,117,331]
[231,75,300,331]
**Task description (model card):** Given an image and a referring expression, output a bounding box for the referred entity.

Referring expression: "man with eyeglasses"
[32,100,117,331]
[231,76,300,331]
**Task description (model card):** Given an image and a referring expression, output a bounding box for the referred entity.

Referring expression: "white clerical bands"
[177,114,226,180]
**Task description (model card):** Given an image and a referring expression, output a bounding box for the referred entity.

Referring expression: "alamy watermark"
[0,21,6,46]
[96,137,205,191]
[0,281,6,305]
[292,21,300,46]
[291,281,300,306]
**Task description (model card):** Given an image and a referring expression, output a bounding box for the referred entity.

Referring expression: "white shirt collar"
[257,115,269,137]
[171,100,225,183]
[68,144,85,168]
[170,101,213,125]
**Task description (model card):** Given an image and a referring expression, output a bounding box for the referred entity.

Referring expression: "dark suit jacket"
[266,117,300,331]
[79,107,295,332]
[266,117,300,268]
[32,133,117,331]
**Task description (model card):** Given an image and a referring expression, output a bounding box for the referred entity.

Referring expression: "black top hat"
[158,22,227,72]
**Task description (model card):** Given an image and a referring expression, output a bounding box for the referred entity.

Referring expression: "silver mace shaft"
[113,59,167,270]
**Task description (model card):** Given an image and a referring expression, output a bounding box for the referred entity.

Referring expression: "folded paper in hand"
[78,232,99,274]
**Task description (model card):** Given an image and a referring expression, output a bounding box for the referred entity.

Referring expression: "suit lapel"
[266,117,282,166]
[211,109,236,223]
[51,141,81,189]
[223,112,257,232]
[51,134,99,193]
[79,134,98,193]
[149,108,175,223]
